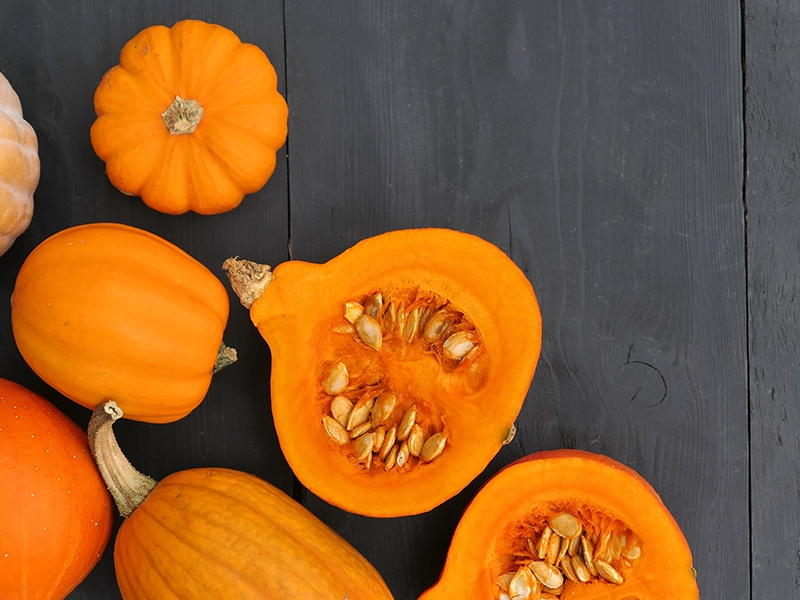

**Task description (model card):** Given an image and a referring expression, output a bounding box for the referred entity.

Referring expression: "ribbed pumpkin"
[420,450,699,600]
[0,378,113,599]
[224,228,542,517]
[88,401,395,600]
[90,19,288,215]
[0,72,39,256]
[11,223,233,423]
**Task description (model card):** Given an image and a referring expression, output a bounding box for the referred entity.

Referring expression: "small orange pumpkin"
[0,72,39,256]
[420,449,699,600]
[90,19,288,215]
[11,222,233,423]
[0,378,113,599]
[89,401,395,600]
[224,228,542,516]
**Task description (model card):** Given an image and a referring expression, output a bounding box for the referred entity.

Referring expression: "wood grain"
[745,1,800,596]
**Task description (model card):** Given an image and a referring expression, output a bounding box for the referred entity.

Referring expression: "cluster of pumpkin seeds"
[495,511,642,600]
[319,289,482,470]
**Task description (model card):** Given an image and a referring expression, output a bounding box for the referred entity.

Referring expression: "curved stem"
[222,257,273,309]
[88,401,157,518]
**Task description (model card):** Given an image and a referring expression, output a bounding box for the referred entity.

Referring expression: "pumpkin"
[90,19,288,215]
[0,72,39,256]
[88,401,395,599]
[0,378,113,599]
[419,449,699,600]
[11,222,234,423]
[223,228,542,516]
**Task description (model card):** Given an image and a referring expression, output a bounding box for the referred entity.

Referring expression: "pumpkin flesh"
[0,73,39,256]
[227,228,542,516]
[419,450,698,600]
[0,378,112,599]
[11,223,231,423]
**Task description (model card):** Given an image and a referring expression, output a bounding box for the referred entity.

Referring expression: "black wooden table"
[0,1,790,598]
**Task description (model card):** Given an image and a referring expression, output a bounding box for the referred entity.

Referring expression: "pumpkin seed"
[365,293,383,318]
[346,395,375,430]
[567,535,581,557]
[348,421,372,439]
[537,527,553,560]
[322,415,349,445]
[508,567,536,600]
[442,330,476,360]
[549,512,582,539]
[560,555,578,583]
[571,553,592,583]
[379,425,397,460]
[383,444,398,470]
[545,531,561,564]
[420,431,447,462]
[595,559,624,585]
[330,395,353,426]
[396,441,409,468]
[372,425,386,452]
[581,537,599,577]
[382,302,396,333]
[403,308,420,343]
[529,561,563,590]
[355,314,383,350]
[396,405,417,441]
[352,432,374,461]
[371,392,397,427]
[343,302,365,323]
[495,572,514,592]
[332,323,355,334]
[407,424,424,457]
[423,309,451,341]
[322,362,349,395]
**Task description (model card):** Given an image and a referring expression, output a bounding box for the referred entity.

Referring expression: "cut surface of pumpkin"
[419,449,699,600]
[224,228,542,517]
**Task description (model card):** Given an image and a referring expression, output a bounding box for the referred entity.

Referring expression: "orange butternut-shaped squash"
[91,19,288,215]
[224,228,542,516]
[88,401,395,600]
[0,378,112,599]
[11,223,233,423]
[420,449,699,600]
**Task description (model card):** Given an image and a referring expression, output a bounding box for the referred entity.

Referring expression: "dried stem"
[222,257,273,309]
[88,401,157,518]
[214,341,238,373]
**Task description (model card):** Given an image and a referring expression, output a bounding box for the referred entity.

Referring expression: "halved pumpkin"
[419,449,699,600]
[224,228,542,517]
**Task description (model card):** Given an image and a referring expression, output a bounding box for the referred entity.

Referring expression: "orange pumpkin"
[224,228,542,516]
[420,449,699,600]
[88,401,395,600]
[0,72,39,256]
[0,378,113,599]
[11,222,233,423]
[90,19,288,215]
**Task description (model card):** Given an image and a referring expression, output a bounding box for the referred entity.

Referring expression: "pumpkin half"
[11,222,233,423]
[419,449,699,600]
[0,72,39,256]
[88,401,395,600]
[0,378,113,600]
[224,228,542,516]
[90,19,288,215]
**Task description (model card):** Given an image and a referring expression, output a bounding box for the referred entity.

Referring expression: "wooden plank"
[285,1,747,598]
[0,2,290,598]
[745,1,800,596]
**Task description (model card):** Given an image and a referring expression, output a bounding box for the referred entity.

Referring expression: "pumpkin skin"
[224,228,542,516]
[0,378,113,599]
[11,222,231,423]
[87,402,394,600]
[419,449,699,600]
[0,72,39,256]
[90,19,288,215]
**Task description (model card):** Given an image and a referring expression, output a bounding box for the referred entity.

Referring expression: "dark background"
[0,1,791,598]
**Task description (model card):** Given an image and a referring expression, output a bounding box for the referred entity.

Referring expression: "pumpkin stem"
[161,95,203,135]
[222,257,274,309]
[214,341,238,373]
[88,401,157,518]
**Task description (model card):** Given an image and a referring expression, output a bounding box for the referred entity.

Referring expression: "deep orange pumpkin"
[0,378,113,599]
[88,401,395,600]
[224,228,542,516]
[91,19,288,215]
[420,449,699,600]
[11,222,233,423]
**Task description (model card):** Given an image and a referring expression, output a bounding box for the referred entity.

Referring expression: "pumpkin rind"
[228,228,542,516]
[0,378,112,599]
[90,19,288,215]
[11,222,230,423]
[113,467,395,600]
[0,72,39,256]
[419,449,699,600]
